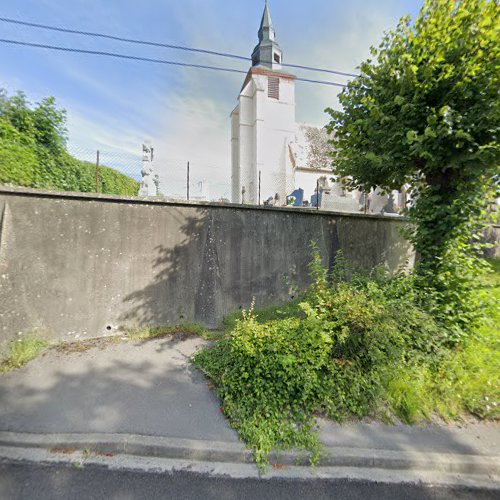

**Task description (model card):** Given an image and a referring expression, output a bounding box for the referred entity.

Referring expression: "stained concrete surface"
[0,336,239,442]
[0,187,413,342]
[0,335,498,462]
[318,419,500,457]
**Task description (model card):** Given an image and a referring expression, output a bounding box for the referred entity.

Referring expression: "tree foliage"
[326,0,500,338]
[0,89,139,196]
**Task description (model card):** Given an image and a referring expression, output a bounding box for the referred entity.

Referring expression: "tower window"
[274,53,281,64]
[268,77,280,99]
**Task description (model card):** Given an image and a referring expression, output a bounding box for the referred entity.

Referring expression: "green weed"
[195,253,499,468]
[0,335,50,373]
[125,323,220,341]
[222,299,304,333]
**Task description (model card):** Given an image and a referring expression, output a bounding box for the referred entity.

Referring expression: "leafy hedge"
[0,140,139,196]
[0,90,139,196]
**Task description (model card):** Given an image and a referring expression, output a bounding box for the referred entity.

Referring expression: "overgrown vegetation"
[0,323,219,373]
[222,300,304,334]
[0,89,139,195]
[385,257,500,423]
[326,0,499,339]
[126,323,222,341]
[194,252,499,468]
[0,335,50,373]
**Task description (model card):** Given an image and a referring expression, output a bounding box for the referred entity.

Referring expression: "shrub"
[0,141,139,195]
[195,251,445,466]
[0,88,139,196]
[195,309,325,467]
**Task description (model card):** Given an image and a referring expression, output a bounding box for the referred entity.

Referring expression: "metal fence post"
[316,178,320,210]
[187,161,190,201]
[95,150,100,193]
[258,170,261,206]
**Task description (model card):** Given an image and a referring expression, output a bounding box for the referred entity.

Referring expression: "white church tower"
[231,2,296,204]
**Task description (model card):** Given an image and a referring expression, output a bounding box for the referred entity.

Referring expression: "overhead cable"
[0,16,360,78]
[0,38,348,87]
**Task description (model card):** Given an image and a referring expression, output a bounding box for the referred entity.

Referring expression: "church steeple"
[251,2,283,70]
[258,2,275,42]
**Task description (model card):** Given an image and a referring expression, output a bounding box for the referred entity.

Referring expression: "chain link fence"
[0,139,408,213]
[0,139,232,202]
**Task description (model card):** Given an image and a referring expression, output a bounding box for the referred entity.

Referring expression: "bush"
[0,141,139,195]
[194,251,446,466]
[0,89,139,196]
[195,310,325,466]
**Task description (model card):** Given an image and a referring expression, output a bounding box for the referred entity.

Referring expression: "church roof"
[288,124,333,172]
[240,66,295,92]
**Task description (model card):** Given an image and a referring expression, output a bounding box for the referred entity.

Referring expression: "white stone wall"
[231,71,296,205]
[230,107,240,203]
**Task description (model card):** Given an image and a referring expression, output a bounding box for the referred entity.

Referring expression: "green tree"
[0,88,139,196]
[326,0,499,340]
[32,97,67,153]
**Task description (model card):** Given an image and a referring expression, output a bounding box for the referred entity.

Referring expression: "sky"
[0,0,423,199]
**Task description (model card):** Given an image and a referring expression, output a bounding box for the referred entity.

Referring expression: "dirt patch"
[50,447,78,455]
[93,450,116,457]
[53,336,121,355]
[168,331,198,342]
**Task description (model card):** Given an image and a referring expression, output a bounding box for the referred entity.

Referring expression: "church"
[230,3,403,214]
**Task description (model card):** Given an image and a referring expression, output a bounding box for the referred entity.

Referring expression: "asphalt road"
[0,462,496,500]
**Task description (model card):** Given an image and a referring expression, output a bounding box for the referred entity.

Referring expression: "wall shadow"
[0,339,238,442]
[118,207,414,331]
[120,209,213,327]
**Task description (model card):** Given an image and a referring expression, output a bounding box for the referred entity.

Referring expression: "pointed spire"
[252,2,282,69]
[260,2,272,30]
[258,1,275,42]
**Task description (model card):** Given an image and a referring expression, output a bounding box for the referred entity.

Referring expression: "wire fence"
[0,139,410,213]
[0,139,232,202]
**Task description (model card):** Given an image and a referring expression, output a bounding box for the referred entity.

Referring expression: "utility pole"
[258,170,261,206]
[187,161,190,201]
[95,150,100,193]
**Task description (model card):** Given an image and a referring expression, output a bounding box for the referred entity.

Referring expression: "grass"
[125,323,224,341]
[0,335,50,373]
[222,299,304,333]
[0,322,221,374]
[383,258,500,423]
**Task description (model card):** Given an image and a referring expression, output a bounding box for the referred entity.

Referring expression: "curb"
[0,432,251,464]
[0,431,499,477]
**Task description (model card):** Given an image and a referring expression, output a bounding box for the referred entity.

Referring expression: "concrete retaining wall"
[0,187,414,343]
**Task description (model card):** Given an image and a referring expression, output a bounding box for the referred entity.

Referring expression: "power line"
[0,16,360,78]
[0,38,348,88]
